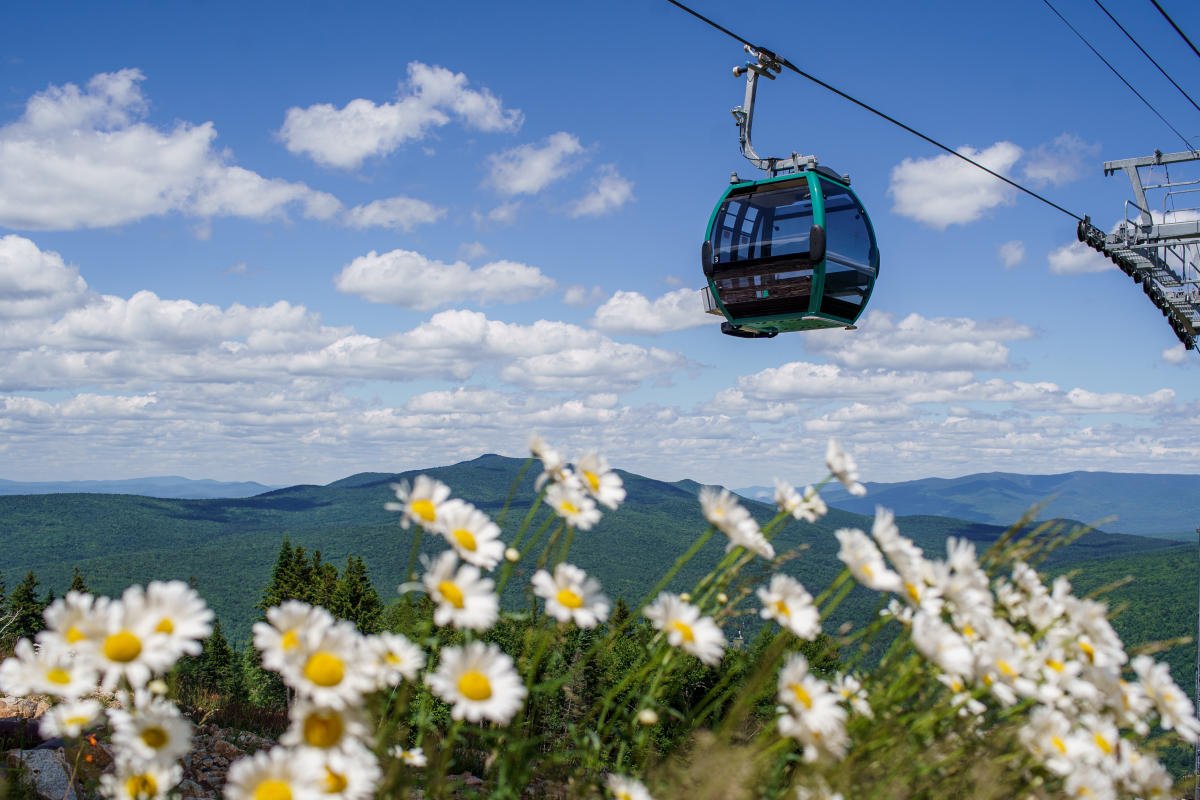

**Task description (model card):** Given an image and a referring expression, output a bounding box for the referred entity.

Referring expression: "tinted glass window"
[819,180,874,320]
[711,181,813,265]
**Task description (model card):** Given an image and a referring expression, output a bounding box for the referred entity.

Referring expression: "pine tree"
[7,571,46,643]
[258,539,295,612]
[68,566,89,594]
[329,556,383,634]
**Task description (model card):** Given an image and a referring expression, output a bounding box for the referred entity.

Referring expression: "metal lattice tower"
[1078,149,1200,351]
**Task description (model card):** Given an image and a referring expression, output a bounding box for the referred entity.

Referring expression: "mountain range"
[0,476,278,499]
[737,471,1200,539]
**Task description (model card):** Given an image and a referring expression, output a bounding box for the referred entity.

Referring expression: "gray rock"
[6,748,78,800]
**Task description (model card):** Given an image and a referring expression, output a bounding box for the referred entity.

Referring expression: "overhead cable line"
[1093,0,1200,114]
[1149,0,1200,62]
[662,0,1085,222]
[1042,0,1197,152]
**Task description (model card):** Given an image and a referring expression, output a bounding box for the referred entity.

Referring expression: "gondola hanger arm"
[731,45,817,177]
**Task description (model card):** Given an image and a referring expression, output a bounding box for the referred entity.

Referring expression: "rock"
[0,717,42,750]
[5,748,78,800]
[212,739,242,760]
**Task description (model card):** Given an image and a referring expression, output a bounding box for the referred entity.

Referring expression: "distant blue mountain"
[0,476,278,499]
[737,471,1200,539]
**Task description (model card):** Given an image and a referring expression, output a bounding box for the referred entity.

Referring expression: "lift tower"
[1077,149,1200,351]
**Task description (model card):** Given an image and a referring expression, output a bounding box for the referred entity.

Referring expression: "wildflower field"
[1,436,1195,799]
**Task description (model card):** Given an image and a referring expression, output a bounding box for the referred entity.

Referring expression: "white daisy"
[435,499,504,570]
[224,746,326,800]
[37,591,109,656]
[426,641,527,725]
[91,592,184,690]
[910,611,974,678]
[422,551,499,631]
[606,773,654,800]
[389,745,426,767]
[1019,706,1082,777]
[834,528,902,594]
[531,563,610,628]
[315,742,381,800]
[699,487,773,559]
[832,673,872,718]
[0,639,98,699]
[576,452,626,510]
[109,693,193,766]
[280,620,377,709]
[99,761,182,800]
[123,580,213,662]
[38,698,102,739]
[643,593,725,667]
[386,475,452,530]
[1133,655,1200,742]
[281,699,370,752]
[253,601,335,674]
[776,652,847,762]
[545,481,602,530]
[774,480,827,523]
[757,575,820,640]
[365,632,426,688]
[530,433,571,490]
[825,439,866,497]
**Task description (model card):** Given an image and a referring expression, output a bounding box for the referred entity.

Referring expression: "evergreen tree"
[194,619,245,697]
[258,538,295,612]
[68,566,89,594]
[8,571,46,643]
[310,551,339,608]
[329,556,383,634]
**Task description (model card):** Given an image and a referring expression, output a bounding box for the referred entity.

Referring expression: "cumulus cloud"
[1022,133,1100,186]
[569,165,633,217]
[998,240,1025,268]
[0,69,341,230]
[0,235,89,318]
[804,311,1034,371]
[563,285,606,307]
[888,141,1022,228]
[333,249,554,309]
[1048,241,1114,275]
[279,62,522,169]
[1163,344,1188,364]
[487,132,583,196]
[342,196,446,231]
[590,288,714,334]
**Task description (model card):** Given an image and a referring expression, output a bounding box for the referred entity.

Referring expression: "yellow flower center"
[303,651,345,688]
[458,670,492,701]
[583,470,601,493]
[452,528,478,552]
[556,588,584,609]
[669,620,695,643]
[125,773,158,800]
[1051,735,1068,755]
[790,682,814,710]
[385,653,401,665]
[961,623,976,638]
[303,710,344,748]
[140,726,168,749]
[438,581,466,609]
[615,793,633,800]
[65,715,91,727]
[1079,640,1096,662]
[323,768,348,794]
[860,563,875,580]
[155,617,174,635]
[45,667,72,685]
[281,629,300,651]
[559,500,580,516]
[1093,732,1113,756]
[411,498,437,523]
[996,659,1018,679]
[65,625,86,644]
[1046,658,1065,673]
[103,630,142,663]
[905,582,921,603]
[772,600,790,618]
[254,779,294,800]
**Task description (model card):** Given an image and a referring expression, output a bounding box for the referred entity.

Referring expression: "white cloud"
[569,165,633,217]
[804,311,1033,371]
[342,196,446,231]
[736,361,974,402]
[500,340,689,391]
[457,241,489,261]
[1163,344,1188,364]
[279,62,522,169]
[1048,241,1114,275]
[485,201,521,225]
[1022,133,1099,186]
[487,132,583,196]
[333,249,554,309]
[1063,387,1174,413]
[563,285,606,307]
[0,70,342,230]
[590,289,714,334]
[998,240,1025,268]
[888,141,1022,228]
[0,235,89,318]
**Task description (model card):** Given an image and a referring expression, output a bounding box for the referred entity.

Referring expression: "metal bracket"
[731,45,818,177]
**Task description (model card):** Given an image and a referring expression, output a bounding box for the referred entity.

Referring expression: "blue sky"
[1,0,1198,488]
